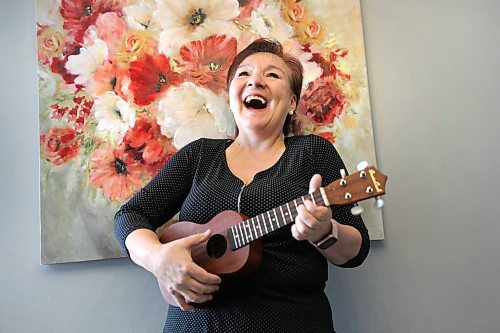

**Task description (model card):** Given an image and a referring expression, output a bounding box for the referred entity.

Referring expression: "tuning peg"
[340,168,347,178]
[350,204,364,216]
[357,161,368,171]
[374,197,384,209]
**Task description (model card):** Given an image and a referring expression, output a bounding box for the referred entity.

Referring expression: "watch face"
[317,236,337,250]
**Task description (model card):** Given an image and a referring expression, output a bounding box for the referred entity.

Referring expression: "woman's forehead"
[238,52,289,72]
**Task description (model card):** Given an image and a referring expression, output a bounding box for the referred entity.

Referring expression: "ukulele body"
[158,210,263,306]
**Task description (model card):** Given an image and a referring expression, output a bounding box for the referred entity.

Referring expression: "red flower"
[89,147,143,201]
[122,118,176,177]
[129,54,183,106]
[316,132,336,144]
[50,94,94,131]
[301,76,347,125]
[40,127,81,166]
[308,47,351,81]
[50,56,78,84]
[59,0,123,45]
[180,35,237,93]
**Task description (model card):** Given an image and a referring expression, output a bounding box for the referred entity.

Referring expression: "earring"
[289,110,294,115]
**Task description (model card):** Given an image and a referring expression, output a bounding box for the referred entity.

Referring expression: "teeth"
[244,95,267,104]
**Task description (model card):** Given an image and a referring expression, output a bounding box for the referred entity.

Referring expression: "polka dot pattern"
[114,134,370,333]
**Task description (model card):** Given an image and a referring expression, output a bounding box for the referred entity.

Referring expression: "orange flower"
[37,26,65,63]
[89,147,143,201]
[282,0,306,23]
[179,35,237,93]
[122,118,176,177]
[116,30,155,64]
[40,127,81,166]
[298,19,325,44]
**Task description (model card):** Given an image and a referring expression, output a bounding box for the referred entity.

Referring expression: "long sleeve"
[309,134,370,267]
[113,139,202,252]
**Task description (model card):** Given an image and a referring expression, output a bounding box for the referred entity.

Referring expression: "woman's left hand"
[291,174,333,243]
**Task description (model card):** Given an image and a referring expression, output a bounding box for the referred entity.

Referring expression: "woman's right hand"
[151,229,221,311]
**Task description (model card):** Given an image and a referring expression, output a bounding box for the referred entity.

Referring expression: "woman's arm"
[125,228,221,311]
[291,174,364,265]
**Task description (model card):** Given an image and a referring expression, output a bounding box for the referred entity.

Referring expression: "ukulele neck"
[227,189,328,250]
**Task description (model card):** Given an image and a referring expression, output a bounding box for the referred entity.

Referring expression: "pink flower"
[128,54,183,106]
[89,147,143,201]
[301,76,347,125]
[95,12,127,55]
[59,0,123,45]
[179,35,237,93]
[40,127,81,166]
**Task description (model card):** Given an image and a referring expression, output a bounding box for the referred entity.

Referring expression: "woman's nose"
[247,73,265,88]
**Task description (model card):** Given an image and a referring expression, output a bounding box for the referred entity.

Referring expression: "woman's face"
[228,52,297,137]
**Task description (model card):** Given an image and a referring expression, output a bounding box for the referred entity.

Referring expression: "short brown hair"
[226,39,303,135]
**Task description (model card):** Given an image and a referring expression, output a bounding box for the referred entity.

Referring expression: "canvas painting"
[37,0,384,264]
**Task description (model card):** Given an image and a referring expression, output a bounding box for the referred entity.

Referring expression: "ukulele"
[158,164,387,306]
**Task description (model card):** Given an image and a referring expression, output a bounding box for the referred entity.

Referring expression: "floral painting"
[37,0,383,264]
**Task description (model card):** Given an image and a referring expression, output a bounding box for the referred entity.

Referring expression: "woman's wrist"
[313,219,339,250]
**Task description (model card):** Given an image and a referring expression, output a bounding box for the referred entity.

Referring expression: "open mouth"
[243,95,268,110]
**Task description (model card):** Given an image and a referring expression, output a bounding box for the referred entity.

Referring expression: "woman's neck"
[232,131,285,153]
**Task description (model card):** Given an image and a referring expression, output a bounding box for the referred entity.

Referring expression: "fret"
[245,220,253,241]
[255,217,262,237]
[301,195,306,205]
[267,211,274,230]
[279,205,286,225]
[286,202,294,223]
[242,220,249,243]
[293,199,299,212]
[273,208,280,227]
[237,222,245,245]
[260,215,268,234]
[232,225,240,248]
[251,218,258,238]
[310,192,316,205]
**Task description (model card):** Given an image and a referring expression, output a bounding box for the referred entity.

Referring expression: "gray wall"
[1,0,499,332]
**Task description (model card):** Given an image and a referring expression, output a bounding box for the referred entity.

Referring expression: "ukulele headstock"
[323,165,387,211]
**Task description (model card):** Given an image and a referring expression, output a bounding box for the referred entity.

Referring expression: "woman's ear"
[289,95,297,113]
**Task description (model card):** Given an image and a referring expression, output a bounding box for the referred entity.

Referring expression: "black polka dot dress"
[114,134,370,333]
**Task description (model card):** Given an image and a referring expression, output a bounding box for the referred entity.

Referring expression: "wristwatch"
[314,220,338,250]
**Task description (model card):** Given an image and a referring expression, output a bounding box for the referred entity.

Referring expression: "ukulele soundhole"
[206,234,227,259]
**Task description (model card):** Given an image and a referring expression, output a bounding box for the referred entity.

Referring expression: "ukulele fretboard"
[227,189,327,250]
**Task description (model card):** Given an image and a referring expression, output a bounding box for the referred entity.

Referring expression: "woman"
[114,39,370,332]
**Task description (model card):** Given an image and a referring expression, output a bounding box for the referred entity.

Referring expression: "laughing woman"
[114,38,370,333]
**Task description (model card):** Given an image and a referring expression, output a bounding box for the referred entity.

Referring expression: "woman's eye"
[267,72,280,78]
[237,71,249,77]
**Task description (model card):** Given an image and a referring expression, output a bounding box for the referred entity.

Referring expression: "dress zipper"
[237,184,246,213]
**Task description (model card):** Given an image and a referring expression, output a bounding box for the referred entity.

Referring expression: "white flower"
[123,0,158,31]
[282,39,323,89]
[66,38,108,86]
[250,2,294,41]
[153,0,240,56]
[93,92,136,143]
[157,83,236,149]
